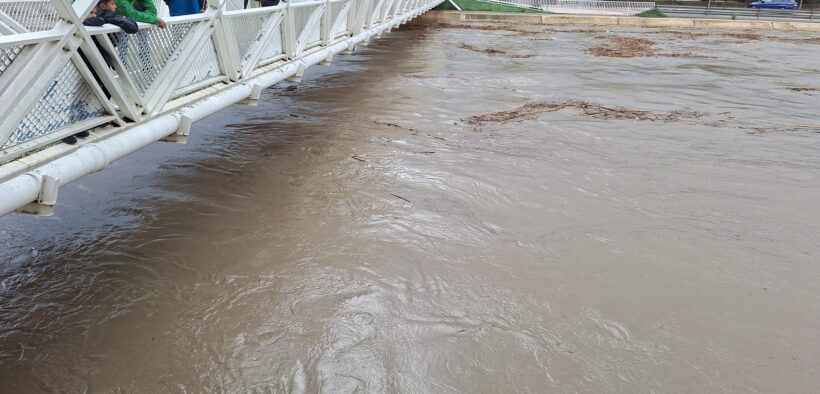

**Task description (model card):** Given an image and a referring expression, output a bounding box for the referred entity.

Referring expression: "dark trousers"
[78,40,112,100]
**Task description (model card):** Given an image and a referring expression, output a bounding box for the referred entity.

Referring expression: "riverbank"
[420,10,820,31]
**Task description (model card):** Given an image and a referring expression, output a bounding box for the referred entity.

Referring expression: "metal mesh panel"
[0,45,22,78]
[292,6,321,46]
[0,1,60,32]
[389,0,402,17]
[3,60,105,149]
[231,12,270,67]
[172,36,221,97]
[328,2,349,37]
[352,0,370,29]
[370,1,381,24]
[259,24,283,61]
[378,0,390,21]
[115,23,194,95]
[379,0,393,22]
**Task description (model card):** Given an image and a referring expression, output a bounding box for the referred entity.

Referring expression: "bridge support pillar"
[343,41,356,54]
[287,62,307,82]
[161,115,193,144]
[16,175,60,217]
[239,84,264,106]
[320,51,334,66]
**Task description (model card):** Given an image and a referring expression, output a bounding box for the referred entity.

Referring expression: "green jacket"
[115,0,159,24]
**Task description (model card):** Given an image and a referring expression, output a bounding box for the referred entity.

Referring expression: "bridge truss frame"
[0,0,442,217]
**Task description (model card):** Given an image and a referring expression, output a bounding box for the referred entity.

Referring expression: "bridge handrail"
[0,30,64,47]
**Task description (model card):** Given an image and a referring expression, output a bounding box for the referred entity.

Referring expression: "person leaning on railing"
[59,0,141,145]
[83,0,138,70]
[85,0,139,33]
[115,0,167,28]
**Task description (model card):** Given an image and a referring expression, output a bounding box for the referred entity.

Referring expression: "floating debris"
[390,193,411,203]
[587,36,713,58]
[374,121,402,128]
[457,43,535,58]
[458,43,506,55]
[723,32,763,40]
[661,30,710,40]
[744,126,820,134]
[468,101,703,124]
[658,30,820,45]
[279,85,299,95]
[800,37,820,44]
[659,52,718,59]
[549,28,603,33]
[586,37,656,57]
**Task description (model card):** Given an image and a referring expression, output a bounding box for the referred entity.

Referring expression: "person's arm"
[83,16,106,27]
[136,0,158,20]
[141,0,166,29]
[114,0,158,24]
[106,14,140,34]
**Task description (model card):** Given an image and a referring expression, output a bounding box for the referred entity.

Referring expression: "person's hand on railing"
[158,18,167,28]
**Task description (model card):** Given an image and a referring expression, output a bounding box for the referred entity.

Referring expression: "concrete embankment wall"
[419,10,820,31]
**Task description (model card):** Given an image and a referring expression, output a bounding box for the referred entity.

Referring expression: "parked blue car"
[747,0,798,9]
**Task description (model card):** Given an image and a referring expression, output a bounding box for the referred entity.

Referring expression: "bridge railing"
[658,5,818,22]
[0,0,438,166]
[485,0,655,15]
[546,0,655,15]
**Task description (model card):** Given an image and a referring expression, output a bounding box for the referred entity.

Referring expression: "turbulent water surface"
[1,22,820,393]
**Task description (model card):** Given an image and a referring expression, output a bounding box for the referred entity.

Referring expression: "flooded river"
[1,22,820,392]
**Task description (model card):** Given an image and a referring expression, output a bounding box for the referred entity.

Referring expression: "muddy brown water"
[1,24,820,393]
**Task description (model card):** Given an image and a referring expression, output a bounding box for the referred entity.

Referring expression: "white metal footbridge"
[0,0,442,217]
